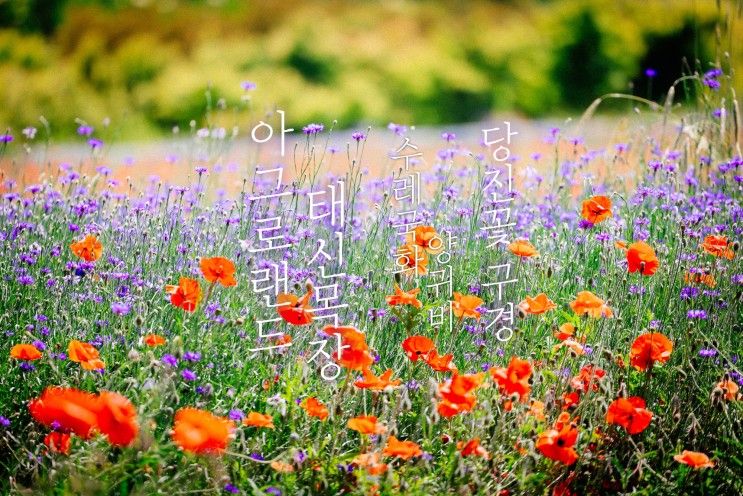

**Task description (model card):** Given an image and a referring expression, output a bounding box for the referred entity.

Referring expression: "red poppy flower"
[508,239,539,258]
[165,277,202,312]
[536,413,579,465]
[452,292,484,320]
[199,256,237,286]
[44,432,71,455]
[325,325,374,371]
[28,387,100,439]
[382,436,422,460]
[171,408,235,454]
[570,365,606,393]
[626,241,660,276]
[396,243,428,276]
[401,335,435,362]
[96,391,140,446]
[490,356,532,401]
[569,291,613,318]
[457,438,489,458]
[143,334,166,347]
[354,368,402,391]
[425,350,457,373]
[674,450,714,468]
[605,396,652,435]
[581,195,612,224]
[406,225,444,254]
[518,293,557,315]
[70,234,103,262]
[67,340,105,371]
[629,333,673,371]
[10,343,42,361]
[301,397,329,421]
[700,235,734,259]
[386,284,423,308]
[277,290,313,326]
[348,415,386,435]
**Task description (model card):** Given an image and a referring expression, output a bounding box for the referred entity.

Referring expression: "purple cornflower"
[687,309,707,320]
[578,219,594,230]
[0,416,9,427]
[19,362,35,372]
[181,369,197,381]
[23,127,36,139]
[17,275,35,286]
[680,287,699,300]
[240,81,257,91]
[441,131,456,142]
[228,409,245,421]
[645,68,657,78]
[699,348,717,358]
[32,340,46,351]
[77,125,94,136]
[351,131,366,141]
[1,133,14,143]
[265,488,281,496]
[111,302,130,316]
[302,123,324,135]
[224,483,240,494]
[183,351,201,362]
[161,354,178,367]
[88,138,103,149]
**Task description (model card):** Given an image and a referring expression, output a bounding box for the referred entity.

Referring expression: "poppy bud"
[305,280,314,293]
[394,272,401,284]
[732,241,739,252]
[546,265,553,278]
[293,282,301,291]
[440,434,451,444]
[135,315,144,326]
[516,307,526,319]
[235,317,245,326]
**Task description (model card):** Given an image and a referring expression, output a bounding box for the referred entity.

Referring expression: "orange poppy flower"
[554,323,575,341]
[70,234,103,262]
[716,378,740,401]
[143,334,166,347]
[569,291,613,318]
[518,293,557,315]
[277,290,314,326]
[626,241,660,276]
[396,243,428,276]
[171,407,235,454]
[562,392,580,410]
[700,235,734,259]
[165,277,202,312]
[401,335,435,362]
[382,436,422,460]
[581,195,612,224]
[274,333,292,346]
[351,452,388,475]
[491,356,532,401]
[570,365,606,393]
[605,396,652,435]
[684,271,716,288]
[44,432,72,455]
[536,413,579,465]
[325,325,374,371]
[508,239,539,258]
[354,368,402,391]
[96,391,139,446]
[425,350,457,373]
[553,338,586,356]
[347,415,386,435]
[200,256,237,286]
[243,412,274,429]
[406,225,444,254]
[67,340,105,370]
[615,240,628,250]
[674,450,714,468]
[10,343,42,361]
[270,460,295,473]
[458,438,489,458]
[438,372,484,417]
[529,400,546,421]
[28,387,100,439]
[452,292,484,320]
[629,333,673,371]
[385,284,423,308]
[301,397,329,421]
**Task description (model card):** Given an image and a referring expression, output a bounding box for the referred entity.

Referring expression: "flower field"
[0,70,742,495]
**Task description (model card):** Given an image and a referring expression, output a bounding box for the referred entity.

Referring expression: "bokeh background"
[0,0,741,139]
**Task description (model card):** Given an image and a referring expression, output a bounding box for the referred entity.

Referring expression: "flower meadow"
[0,71,742,496]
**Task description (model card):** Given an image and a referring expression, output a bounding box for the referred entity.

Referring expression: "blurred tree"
[551,9,612,108]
